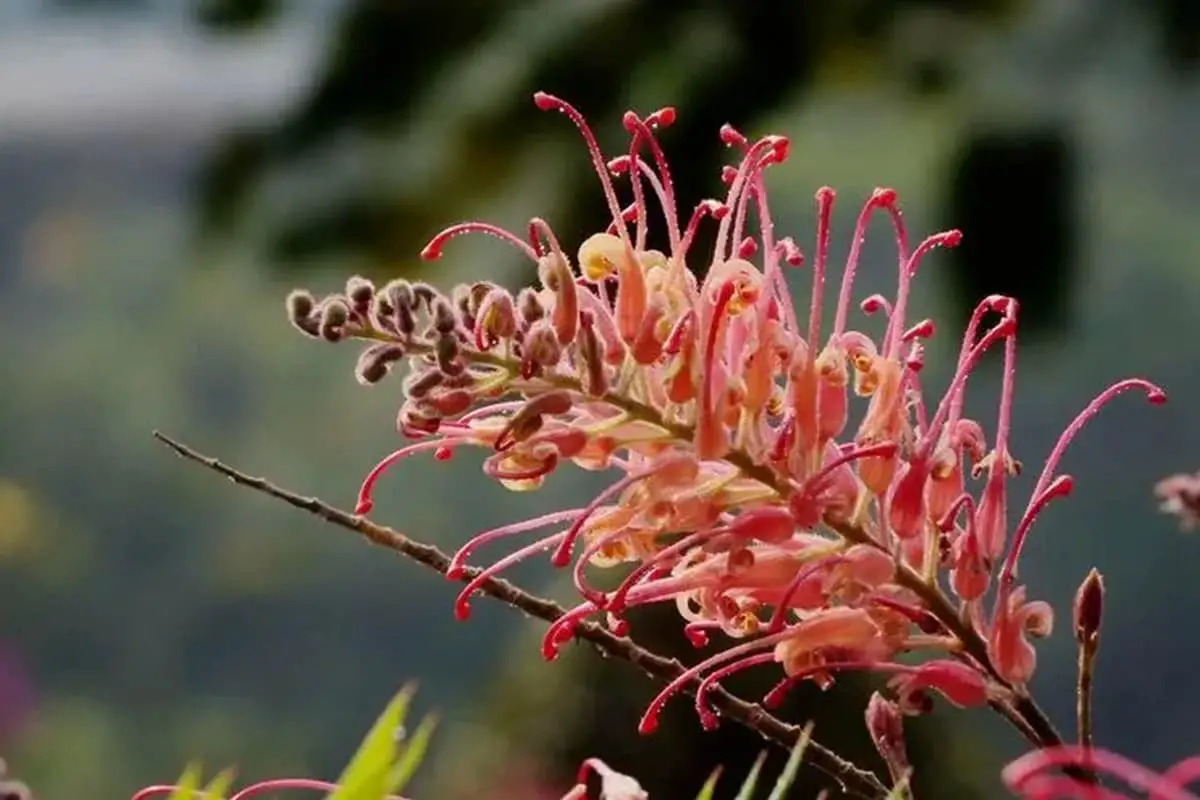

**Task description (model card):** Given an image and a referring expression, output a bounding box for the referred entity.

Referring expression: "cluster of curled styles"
[287,93,1164,743]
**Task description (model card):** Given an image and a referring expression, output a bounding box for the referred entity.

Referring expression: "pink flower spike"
[420,220,540,263]
[622,110,681,251]
[638,628,795,734]
[831,188,897,338]
[454,532,569,621]
[996,474,1074,588]
[694,651,778,730]
[447,508,585,579]
[550,460,689,567]
[577,521,721,609]
[714,136,787,263]
[997,378,1166,592]
[679,199,728,260]
[533,92,632,242]
[356,439,458,514]
[765,555,847,633]
[1030,379,1167,502]
[1003,746,1200,800]
[806,187,835,349]
[883,228,962,358]
[921,298,1017,458]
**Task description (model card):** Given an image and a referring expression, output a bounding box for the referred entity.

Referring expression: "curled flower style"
[288,93,1164,746]
[1003,745,1200,800]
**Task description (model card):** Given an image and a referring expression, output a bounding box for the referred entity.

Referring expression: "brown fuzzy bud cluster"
[287,268,589,438]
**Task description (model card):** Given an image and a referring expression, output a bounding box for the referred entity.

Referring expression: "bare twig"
[153,431,889,800]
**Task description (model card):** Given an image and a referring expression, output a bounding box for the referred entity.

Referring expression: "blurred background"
[1,0,1199,797]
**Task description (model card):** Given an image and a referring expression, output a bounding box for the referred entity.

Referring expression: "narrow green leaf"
[200,768,236,800]
[693,765,722,800]
[386,713,438,794]
[883,770,912,800]
[326,684,416,800]
[732,751,768,800]
[168,763,203,800]
[766,723,813,800]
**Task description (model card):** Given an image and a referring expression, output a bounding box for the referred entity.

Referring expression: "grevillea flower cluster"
[285,93,1165,789]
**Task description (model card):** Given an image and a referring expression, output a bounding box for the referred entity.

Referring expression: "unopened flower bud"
[410,281,438,310]
[286,289,320,337]
[523,320,562,368]
[431,298,459,336]
[429,388,473,416]
[345,275,375,314]
[517,287,546,326]
[865,692,910,785]
[382,279,415,311]
[494,392,572,451]
[436,334,464,376]
[1073,568,1104,646]
[404,369,444,399]
[354,342,406,385]
[578,312,609,397]
[318,298,351,342]
[476,288,517,348]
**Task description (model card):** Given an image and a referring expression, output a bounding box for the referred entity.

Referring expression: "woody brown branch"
[153,430,889,800]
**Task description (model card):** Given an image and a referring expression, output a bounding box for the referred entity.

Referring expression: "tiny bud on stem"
[1073,568,1105,646]
[866,692,911,790]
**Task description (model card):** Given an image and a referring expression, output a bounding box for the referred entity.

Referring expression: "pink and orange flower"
[287,92,1164,752]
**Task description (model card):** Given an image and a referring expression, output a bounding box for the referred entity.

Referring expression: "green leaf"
[732,751,768,800]
[693,765,723,800]
[326,684,416,800]
[169,764,203,800]
[883,771,913,800]
[387,712,438,794]
[766,723,813,800]
[200,768,236,800]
